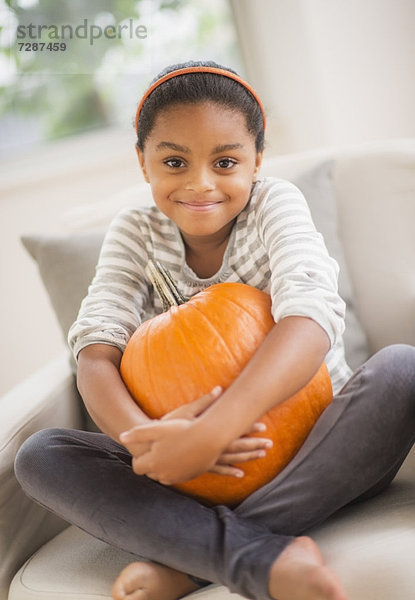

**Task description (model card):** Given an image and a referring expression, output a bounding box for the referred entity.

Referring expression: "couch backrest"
[260,139,415,352]
[63,139,415,354]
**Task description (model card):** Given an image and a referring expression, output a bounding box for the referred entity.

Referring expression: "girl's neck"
[181,222,234,279]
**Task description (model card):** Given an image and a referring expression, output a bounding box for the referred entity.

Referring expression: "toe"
[112,563,145,600]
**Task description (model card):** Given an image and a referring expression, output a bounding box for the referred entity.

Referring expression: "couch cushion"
[0,357,84,599]
[8,526,138,600]
[8,525,237,600]
[333,145,415,352]
[310,446,415,599]
[22,161,369,372]
[9,448,415,600]
[21,231,104,372]
[293,161,369,369]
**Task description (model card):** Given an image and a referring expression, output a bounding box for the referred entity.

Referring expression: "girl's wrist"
[195,402,242,455]
[193,411,231,457]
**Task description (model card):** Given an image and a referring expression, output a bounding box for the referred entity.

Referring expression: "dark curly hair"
[135,60,265,153]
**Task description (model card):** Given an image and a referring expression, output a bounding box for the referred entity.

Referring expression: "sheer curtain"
[231,0,415,153]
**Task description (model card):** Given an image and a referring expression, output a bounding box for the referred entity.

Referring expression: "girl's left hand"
[120,417,221,485]
[120,386,272,483]
[120,386,222,462]
[119,387,225,484]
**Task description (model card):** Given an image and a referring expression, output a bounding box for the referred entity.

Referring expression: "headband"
[134,66,266,133]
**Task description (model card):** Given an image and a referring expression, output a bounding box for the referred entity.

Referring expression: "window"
[0,0,243,156]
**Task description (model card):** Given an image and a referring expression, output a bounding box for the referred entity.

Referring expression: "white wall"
[231,0,415,153]
[0,128,143,395]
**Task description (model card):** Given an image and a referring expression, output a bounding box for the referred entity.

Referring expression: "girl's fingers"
[146,472,170,484]
[217,449,268,464]
[185,385,223,416]
[123,441,152,456]
[209,464,245,478]
[131,455,147,475]
[217,436,273,464]
[224,436,273,454]
[163,386,223,420]
[121,417,190,444]
[248,422,267,433]
[120,421,163,443]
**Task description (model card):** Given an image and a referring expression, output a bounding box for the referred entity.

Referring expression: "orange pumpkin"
[120,261,332,507]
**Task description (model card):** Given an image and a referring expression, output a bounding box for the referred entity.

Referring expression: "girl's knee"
[368,344,415,396]
[14,428,65,491]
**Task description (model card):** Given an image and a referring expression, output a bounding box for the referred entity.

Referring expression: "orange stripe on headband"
[134,66,266,133]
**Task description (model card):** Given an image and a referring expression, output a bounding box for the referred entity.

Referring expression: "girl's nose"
[184,168,215,193]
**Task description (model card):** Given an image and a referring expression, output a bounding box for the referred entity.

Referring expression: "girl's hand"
[121,386,222,459]
[120,387,225,483]
[120,387,273,483]
[162,388,273,479]
[209,421,273,478]
[120,416,221,485]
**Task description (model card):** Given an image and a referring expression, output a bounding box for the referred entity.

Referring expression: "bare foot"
[269,536,348,600]
[111,561,200,600]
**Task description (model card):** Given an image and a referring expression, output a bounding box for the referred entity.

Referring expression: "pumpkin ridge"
[196,290,271,352]
[187,301,244,373]
[144,316,159,405]
[173,302,239,392]
[213,287,273,336]
[168,307,209,402]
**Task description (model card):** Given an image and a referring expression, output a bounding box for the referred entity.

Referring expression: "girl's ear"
[253,151,264,181]
[135,145,150,183]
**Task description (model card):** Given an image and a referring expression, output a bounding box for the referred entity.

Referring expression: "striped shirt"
[68,177,352,393]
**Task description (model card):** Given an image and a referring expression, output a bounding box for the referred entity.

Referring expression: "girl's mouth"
[177,201,222,212]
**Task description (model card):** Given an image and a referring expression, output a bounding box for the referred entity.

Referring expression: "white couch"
[2,139,415,600]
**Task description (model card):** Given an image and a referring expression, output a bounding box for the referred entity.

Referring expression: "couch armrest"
[0,354,85,600]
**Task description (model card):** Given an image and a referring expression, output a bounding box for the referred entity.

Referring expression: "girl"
[15,61,415,600]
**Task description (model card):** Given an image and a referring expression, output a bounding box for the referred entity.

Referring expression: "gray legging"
[14,344,415,600]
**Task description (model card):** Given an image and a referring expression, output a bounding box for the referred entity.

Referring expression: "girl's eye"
[216,158,237,169]
[164,158,185,169]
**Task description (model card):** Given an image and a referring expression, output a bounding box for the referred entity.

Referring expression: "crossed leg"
[15,345,415,600]
[111,536,346,600]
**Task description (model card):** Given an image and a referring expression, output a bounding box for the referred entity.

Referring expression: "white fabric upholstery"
[3,139,415,600]
[334,149,415,351]
[0,357,84,600]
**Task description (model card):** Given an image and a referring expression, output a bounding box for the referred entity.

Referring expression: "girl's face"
[136,102,263,245]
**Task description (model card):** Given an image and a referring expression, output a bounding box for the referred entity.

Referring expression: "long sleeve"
[68,209,151,360]
[252,178,351,392]
[256,179,345,348]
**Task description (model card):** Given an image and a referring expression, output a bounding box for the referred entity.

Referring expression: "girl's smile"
[176,201,224,212]
[136,102,263,250]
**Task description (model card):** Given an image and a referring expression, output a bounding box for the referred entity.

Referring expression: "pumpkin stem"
[145,259,187,310]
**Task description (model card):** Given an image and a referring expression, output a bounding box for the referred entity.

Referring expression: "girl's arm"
[122,315,330,485]
[200,315,330,445]
[77,344,151,441]
[77,343,272,472]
